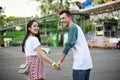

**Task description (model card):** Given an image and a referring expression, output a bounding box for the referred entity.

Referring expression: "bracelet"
[51,62,56,66]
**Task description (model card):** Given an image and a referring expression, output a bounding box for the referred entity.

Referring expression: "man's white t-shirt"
[72,25,93,70]
[25,36,41,57]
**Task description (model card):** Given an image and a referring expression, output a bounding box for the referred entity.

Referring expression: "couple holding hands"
[22,10,93,80]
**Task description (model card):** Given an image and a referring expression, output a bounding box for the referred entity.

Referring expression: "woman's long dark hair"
[22,20,41,52]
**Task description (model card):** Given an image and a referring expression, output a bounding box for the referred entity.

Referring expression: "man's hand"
[57,61,62,69]
[53,62,61,71]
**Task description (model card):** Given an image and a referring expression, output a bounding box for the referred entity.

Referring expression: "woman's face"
[28,22,39,35]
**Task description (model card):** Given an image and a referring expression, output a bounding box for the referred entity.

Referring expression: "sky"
[0,0,40,17]
[0,0,87,17]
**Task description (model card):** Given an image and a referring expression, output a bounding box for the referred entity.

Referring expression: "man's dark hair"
[59,10,71,16]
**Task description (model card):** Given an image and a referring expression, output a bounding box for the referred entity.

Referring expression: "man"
[57,10,93,80]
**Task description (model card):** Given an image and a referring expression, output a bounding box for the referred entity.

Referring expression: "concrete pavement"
[0,46,120,80]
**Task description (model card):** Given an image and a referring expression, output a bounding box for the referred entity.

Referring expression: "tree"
[36,0,70,37]
[83,19,94,34]
[0,6,6,27]
[36,0,70,16]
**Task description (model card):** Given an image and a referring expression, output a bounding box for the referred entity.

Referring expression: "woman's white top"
[25,36,41,57]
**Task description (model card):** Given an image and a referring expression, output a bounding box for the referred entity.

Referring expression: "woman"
[22,20,61,80]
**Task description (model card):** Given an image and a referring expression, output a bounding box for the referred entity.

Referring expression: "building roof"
[79,0,120,14]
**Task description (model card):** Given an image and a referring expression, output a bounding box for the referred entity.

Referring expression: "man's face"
[59,13,71,27]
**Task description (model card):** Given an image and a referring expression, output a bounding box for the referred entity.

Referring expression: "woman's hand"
[52,62,61,71]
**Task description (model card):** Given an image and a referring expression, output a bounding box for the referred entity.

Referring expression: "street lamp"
[0,6,2,13]
[0,6,2,10]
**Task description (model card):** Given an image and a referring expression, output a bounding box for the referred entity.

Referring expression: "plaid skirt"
[25,56,46,80]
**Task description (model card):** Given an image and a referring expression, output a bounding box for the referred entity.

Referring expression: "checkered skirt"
[25,56,46,80]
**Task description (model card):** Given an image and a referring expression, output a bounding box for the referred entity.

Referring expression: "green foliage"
[0,15,24,30]
[0,15,6,26]
[37,0,70,16]
[102,18,118,23]
[78,19,94,34]
[84,20,93,34]
[5,16,22,22]
[0,7,6,26]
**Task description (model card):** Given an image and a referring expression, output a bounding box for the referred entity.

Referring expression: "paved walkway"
[0,46,120,80]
